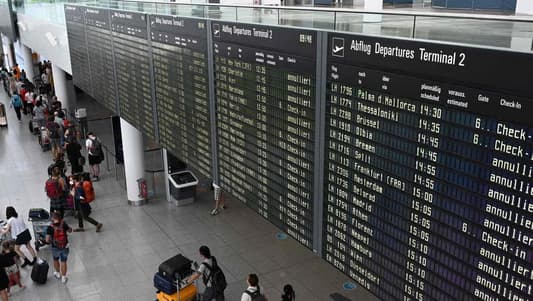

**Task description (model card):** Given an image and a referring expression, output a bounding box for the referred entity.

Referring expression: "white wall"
[516,0,533,15]
[17,14,71,75]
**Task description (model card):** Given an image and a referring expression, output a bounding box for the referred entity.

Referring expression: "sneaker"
[21,258,30,268]
[210,208,219,216]
[73,228,85,232]
[61,276,68,284]
[221,205,227,210]
[53,272,61,279]
[92,176,99,182]
[96,223,103,232]
[31,257,36,265]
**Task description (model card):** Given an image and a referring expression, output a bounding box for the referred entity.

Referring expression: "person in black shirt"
[64,136,83,174]
[0,250,15,301]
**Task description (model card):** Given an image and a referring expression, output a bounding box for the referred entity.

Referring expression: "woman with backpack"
[71,174,103,232]
[45,212,72,284]
[0,207,37,268]
[46,167,67,219]
[85,132,103,181]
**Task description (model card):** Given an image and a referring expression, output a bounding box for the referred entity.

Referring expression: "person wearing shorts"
[0,207,37,268]
[46,212,72,284]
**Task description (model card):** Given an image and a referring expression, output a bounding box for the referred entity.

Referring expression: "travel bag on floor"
[158,254,192,281]
[154,272,177,294]
[156,284,197,301]
[31,259,49,284]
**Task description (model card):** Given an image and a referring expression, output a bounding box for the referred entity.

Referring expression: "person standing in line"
[32,100,46,129]
[12,65,20,81]
[46,115,62,158]
[9,92,22,122]
[65,136,84,174]
[85,132,103,181]
[46,167,67,219]
[8,73,16,97]
[71,174,103,232]
[45,212,72,284]
[241,274,268,301]
[0,207,37,268]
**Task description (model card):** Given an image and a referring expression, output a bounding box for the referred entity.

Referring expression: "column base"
[128,199,146,206]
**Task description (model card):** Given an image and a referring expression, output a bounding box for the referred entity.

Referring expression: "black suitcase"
[158,254,192,281]
[31,259,49,284]
[28,208,50,221]
[153,272,177,294]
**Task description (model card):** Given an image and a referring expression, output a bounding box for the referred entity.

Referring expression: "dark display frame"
[65,5,533,300]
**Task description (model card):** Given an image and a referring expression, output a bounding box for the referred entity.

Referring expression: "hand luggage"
[29,119,39,134]
[28,208,50,221]
[39,127,51,152]
[154,272,177,294]
[158,254,192,281]
[0,104,7,128]
[156,284,197,301]
[31,259,49,284]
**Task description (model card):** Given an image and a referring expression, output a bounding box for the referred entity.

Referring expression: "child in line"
[1,241,24,296]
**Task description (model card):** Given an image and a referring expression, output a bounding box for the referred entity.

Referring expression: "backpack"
[52,221,68,249]
[82,180,95,203]
[45,178,62,199]
[202,257,227,294]
[90,138,102,157]
[244,289,267,301]
[47,122,59,139]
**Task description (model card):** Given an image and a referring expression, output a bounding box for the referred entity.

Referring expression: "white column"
[516,0,533,15]
[363,0,383,33]
[120,118,146,206]
[21,44,34,83]
[1,34,15,68]
[52,63,76,114]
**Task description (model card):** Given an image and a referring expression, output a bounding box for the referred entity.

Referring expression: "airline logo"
[332,37,344,58]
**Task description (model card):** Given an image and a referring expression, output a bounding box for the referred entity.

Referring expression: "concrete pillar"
[363,0,383,34]
[516,0,533,15]
[120,118,146,206]
[1,33,15,68]
[52,63,76,114]
[21,44,34,83]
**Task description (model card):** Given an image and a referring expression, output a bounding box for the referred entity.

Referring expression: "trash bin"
[169,171,198,206]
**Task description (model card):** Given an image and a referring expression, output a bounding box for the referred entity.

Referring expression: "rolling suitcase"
[31,259,49,284]
[0,103,7,127]
[156,284,197,301]
[154,272,177,294]
[29,119,39,134]
[158,254,192,281]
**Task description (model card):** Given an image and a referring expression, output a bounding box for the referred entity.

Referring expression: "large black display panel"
[150,15,211,178]
[111,10,155,140]
[213,22,317,248]
[85,8,117,114]
[65,5,91,94]
[324,33,533,301]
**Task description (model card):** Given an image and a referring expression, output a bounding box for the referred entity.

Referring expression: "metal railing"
[13,0,533,51]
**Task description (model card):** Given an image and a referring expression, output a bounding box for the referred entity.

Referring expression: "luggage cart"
[0,103,7,128]
[29,212,51,251]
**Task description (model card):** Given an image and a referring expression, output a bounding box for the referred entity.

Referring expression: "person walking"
[185,246,225,301]
[9,92,22,122]
[1,241,25,295]
[72,174,103,232]
[241,274,268,301]
[0,207,37,268]
[85,132,104,181]
[32,100,46,129]
[210,183,226,216]
[45,212,72,284]
[46,167,67,219]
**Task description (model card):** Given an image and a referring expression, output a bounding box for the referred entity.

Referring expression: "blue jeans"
[51,247,69,262]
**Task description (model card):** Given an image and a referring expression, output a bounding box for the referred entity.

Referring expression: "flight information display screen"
[212,22,317,248]
[111,10,155,140]
[324,33,533,301]
[85,7,117,114]
[65,5,91,94]
[150,15,211,178]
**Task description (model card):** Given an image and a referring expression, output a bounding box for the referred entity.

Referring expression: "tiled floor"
[0,88,379,301]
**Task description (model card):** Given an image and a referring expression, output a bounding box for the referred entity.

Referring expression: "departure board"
[213,22,317,248]
[150,15,211,178]
[65,5,91,94]
[324,33,533,301]
[111,10,155,140]
[85,8,118,114]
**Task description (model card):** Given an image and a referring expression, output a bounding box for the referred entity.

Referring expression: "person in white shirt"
[241,274,268,301]
[85,132,103,181]
[185,246,225,301]
[0,207,37,268]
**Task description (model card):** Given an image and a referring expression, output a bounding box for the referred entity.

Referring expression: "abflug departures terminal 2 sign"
[325,32,533,301]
